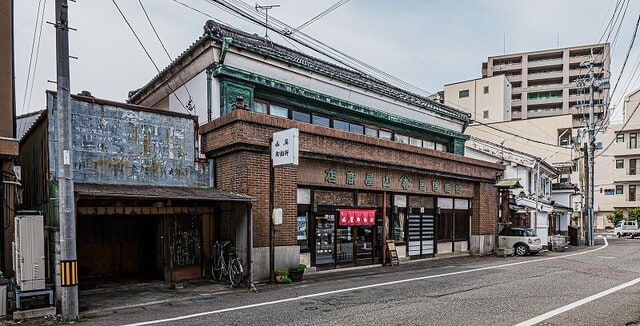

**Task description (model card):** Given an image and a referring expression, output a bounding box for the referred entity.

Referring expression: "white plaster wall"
[169,71,211,124]
[224,52,465,133]
[470,235,494,255]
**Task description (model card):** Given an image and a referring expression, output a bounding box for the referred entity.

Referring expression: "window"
[558,128,572,146]
[459,90,470,98]
[631,159,637,175]
[436,143,448,152]
[292,110,311,123]
[616,160,624,169]
[616,133,625,143]
[349,123,364,135]
[409,138,422,147]
[616,185,624,194]
[312,114,330,127]
[483,86,489,94]
[270,104,288,118]
[365,127,378,137]
[379,130,392,140]
[253,101,268,114]
[629,185,636,202]
[423,140,435,150]
[394,134,409,144]
[630,133,637,149]
[483,110,489,119]
[333,120,349,131]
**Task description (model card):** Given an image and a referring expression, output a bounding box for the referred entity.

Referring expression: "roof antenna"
[255,3,280,45]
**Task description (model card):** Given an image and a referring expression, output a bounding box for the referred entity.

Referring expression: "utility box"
[13,214,46,291]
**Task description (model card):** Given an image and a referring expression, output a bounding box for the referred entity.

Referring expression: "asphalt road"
[83,236,640,326]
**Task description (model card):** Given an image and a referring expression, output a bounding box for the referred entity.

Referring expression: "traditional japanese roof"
[495,178,523,189]
[75,183,255,202]
[128,20,470,123]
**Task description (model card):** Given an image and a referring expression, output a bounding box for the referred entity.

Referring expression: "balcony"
[528,71,563,81]
[511,110,522,119]
[569,53,605,65]
[527,107,563,118]
[528,97,563,106]
[511,98,522,106]
[528,58,563,68]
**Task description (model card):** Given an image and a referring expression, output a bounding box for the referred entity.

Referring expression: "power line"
[111,0,192,114]
[294,0,349,33]
[138,0,195,111]
[20,0,47,117]
[596,100,640,158]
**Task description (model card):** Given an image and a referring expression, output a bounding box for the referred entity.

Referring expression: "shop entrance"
[313,210,376,267]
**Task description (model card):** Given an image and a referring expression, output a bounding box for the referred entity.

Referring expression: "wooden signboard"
[386,240,399,266]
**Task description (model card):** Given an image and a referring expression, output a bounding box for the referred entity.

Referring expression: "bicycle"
[211,240,244,288]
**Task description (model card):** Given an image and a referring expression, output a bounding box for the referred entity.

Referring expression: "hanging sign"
[272,128,299,166]
[338,209,376,226]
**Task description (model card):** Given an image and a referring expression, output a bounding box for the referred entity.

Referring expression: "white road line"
[123,238,610,326]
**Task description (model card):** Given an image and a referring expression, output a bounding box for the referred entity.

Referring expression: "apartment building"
[596,88,640,229]
[444,75,512,124]
[482,44,610,127]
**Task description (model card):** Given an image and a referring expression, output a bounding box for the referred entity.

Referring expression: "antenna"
[255,3,280,43]
[503,33,506,54]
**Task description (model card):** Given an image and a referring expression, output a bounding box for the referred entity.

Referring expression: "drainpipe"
[208,159,215,188]
[206,68,213,122]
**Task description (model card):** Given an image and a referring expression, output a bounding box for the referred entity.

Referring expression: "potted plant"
[288,263,306,282]
[274,268,289,283]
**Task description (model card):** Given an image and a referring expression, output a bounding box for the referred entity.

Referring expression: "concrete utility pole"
[55,0,79,318]
[587,54,595,247]
[581,48,609,246]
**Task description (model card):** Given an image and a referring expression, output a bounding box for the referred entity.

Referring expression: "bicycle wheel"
[211,250,224,282]
[229,259,244,288]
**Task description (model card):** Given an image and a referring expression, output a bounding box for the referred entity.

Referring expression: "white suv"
[498,227,542,256]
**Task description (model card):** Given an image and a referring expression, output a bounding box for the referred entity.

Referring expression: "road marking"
[515,274,640,324]
[123,238,610,326]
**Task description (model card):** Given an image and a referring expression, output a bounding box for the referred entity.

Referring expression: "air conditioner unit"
[13,214,45,291]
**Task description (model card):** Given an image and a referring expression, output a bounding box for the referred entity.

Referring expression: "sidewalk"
[77,245,595,317]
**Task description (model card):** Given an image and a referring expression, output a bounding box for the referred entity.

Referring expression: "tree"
[628,207,640,221]
[606,208,625,226]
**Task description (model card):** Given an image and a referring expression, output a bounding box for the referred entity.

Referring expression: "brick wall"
[471,182,498,235]
[203,110,504,245]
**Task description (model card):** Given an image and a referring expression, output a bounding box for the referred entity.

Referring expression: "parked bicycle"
[211,240,244,288]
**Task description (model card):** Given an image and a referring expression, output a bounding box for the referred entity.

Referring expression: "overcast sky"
[13,0,640,121]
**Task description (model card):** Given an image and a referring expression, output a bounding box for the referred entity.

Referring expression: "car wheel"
[514,244,527,256]
[617,233,621,238]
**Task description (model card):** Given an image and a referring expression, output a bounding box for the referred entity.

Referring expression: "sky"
[13,0,640,122]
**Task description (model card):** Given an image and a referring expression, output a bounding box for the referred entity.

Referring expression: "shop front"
[296,159,478,269]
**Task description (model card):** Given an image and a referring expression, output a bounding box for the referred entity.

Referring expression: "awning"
[338,209,376,226]
[74,183,255,202]
[495,178,523,189]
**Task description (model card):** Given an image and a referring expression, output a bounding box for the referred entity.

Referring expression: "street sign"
[271,128,299,166]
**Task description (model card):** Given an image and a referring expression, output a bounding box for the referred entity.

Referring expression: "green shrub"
[281,277,292,284]
[275,268,288,275]
[296,264,307,272]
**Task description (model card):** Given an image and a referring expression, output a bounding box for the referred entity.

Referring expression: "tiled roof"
[130,20,470,122]
[75,183,255,202]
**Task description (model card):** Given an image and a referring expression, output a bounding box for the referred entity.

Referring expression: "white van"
[614,220,640,238]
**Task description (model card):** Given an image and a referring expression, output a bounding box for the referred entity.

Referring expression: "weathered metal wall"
[47,93,209,187]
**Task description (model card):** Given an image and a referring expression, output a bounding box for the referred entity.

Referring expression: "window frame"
[459,89,470,98]
[616,159,624,169]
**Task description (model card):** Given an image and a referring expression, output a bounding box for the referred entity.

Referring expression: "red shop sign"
[338,209,376,226]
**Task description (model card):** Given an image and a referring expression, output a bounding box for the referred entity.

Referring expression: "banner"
[338,209,376,226]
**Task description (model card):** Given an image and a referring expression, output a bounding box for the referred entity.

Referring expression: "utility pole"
[587,52,595,247]
[55,0,78,318]
[581,48,609,246]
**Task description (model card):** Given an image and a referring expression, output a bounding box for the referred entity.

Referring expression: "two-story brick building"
[128,21,503,280]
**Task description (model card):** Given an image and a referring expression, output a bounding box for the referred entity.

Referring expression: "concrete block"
[13,307,56,320]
